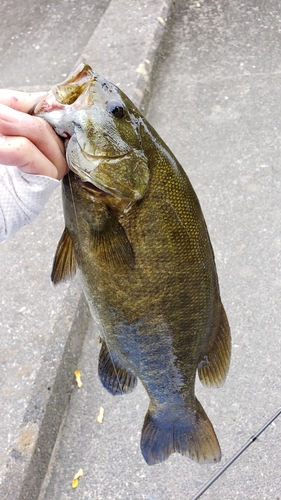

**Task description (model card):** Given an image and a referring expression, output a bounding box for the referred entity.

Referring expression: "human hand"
[0,90,68,180]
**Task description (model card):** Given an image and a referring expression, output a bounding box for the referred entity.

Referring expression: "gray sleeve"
[0,165,60,242]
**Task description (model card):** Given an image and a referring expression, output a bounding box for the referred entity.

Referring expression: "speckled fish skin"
[34,64,231,466]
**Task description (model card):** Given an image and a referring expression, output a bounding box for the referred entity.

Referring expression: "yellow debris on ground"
[72,468,84,489]
[74,370,82,388]
[97,406,105,424]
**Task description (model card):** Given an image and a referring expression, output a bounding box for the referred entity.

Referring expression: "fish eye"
[106,100,124,119]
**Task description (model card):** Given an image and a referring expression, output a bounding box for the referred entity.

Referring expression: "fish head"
[34,64,150,201]
[66,102,150,201]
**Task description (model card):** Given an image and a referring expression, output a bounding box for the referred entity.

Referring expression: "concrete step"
[0,1,174,498]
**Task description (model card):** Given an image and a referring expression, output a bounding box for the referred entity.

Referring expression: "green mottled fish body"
[34,64,231,466]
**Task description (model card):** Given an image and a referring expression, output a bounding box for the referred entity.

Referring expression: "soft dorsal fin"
[198,304,231,388]
[51,227,76,284]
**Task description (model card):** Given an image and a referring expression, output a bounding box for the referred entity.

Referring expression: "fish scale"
[33,63,231,466]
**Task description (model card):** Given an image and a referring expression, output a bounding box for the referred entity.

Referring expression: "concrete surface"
[0,0,111,89]
[0,0,173,498]
[146,2,281,498]
[1,0,281,499]
[37,1,281,499]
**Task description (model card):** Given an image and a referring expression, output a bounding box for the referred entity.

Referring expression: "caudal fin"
[140,399,221,466]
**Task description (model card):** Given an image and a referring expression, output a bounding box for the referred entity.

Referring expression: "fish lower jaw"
[34,92,66,114]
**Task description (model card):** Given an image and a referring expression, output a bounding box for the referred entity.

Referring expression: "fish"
[33,63,231,466]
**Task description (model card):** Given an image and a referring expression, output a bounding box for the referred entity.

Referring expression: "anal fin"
[98,340,137,395]
[141,398,221,466]
[198,304,231,388]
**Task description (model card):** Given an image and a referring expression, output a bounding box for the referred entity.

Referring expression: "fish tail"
[141,398,221,466]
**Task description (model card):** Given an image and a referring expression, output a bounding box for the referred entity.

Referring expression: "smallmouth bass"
[34,64,231,466]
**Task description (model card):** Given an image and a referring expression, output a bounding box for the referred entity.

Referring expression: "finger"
[0,105,68,179]
[0,135,59,178]
[0,90,47,113]
[0,103,65,155]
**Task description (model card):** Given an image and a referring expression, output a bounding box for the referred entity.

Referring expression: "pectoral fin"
[92,218,135,269]
[198,304,231,388]
[98,340,137,395]
[51,227,76,284]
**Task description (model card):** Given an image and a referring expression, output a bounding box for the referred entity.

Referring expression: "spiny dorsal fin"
[51,227,76,285]
[92,217,135,269]
[198,304,231,388]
